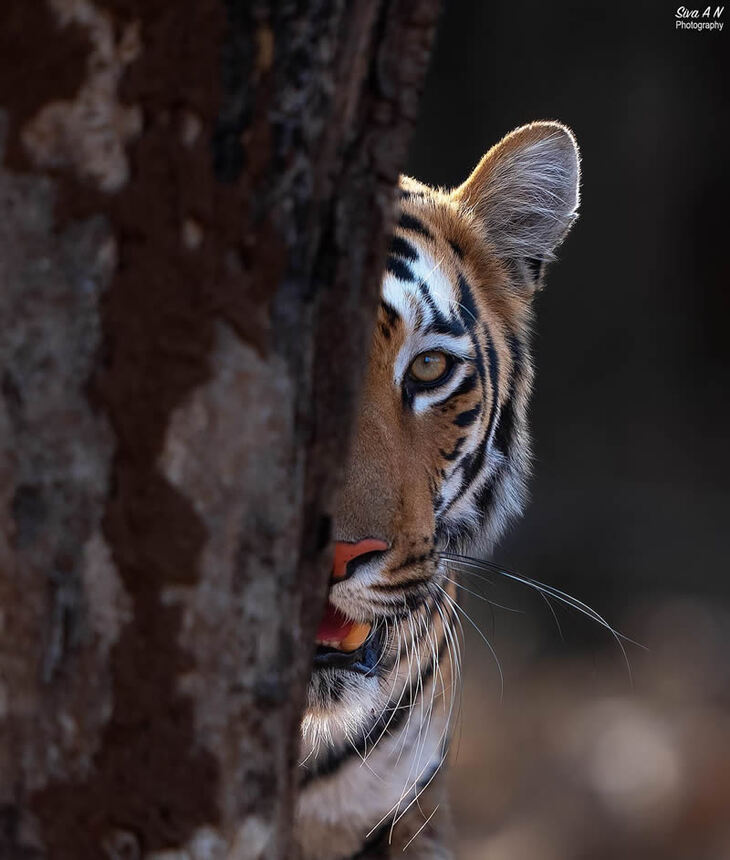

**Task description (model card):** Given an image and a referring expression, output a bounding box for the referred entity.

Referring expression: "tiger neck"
[296,666,452,859]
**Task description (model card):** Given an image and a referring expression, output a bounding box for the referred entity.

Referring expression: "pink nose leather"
[332,539,389,581]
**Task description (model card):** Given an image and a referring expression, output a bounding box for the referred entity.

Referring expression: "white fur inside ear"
[457,122,580,264]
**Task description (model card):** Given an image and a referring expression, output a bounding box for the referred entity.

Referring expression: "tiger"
[295,121,581,859]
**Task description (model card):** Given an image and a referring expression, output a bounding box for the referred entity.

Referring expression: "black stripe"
[483,322,501,443]
[457,277,487,397]
[402,386,414,411]
[398,212,432,238]
[397,188,425,201]
[300,694,412,785]
[388,549,434,573]
[436,442,487,523]
[374,576,431,591]
[458,424,490,491]
[301,630,448,786]
[449,371,478,400]
[389,235,418,261]
[412,297,425,331]
[454,403,481,428]
[493,332,524,456]
[456,274,479,330]
[506,331,524,377]
[386,256,415,281]
[448,239,464,259]
[492,398,514,457]
[475,472,499,525]
[418,283,466,336]
[380,300,400,328]
[440,437,466,461]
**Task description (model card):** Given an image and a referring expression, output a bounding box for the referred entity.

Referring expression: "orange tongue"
[316,604,371,652]
[340,622,371,652]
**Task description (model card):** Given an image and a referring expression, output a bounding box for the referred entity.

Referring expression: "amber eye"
[408,350,452,385]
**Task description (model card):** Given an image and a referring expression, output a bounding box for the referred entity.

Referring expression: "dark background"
[405,6,729,855]
[408,0,729,645]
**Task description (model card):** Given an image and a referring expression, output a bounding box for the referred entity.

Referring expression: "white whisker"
[441,552,643,684]
[402,804,440,853]
[436,582,504,701]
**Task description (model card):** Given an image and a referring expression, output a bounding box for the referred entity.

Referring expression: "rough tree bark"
[0,2,440,858]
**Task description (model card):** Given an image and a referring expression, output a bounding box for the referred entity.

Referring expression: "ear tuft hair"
[452,121,580,284]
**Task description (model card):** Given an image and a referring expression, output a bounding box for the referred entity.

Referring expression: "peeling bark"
[0,1,440,857]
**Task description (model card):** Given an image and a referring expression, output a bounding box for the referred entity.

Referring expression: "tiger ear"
[452,121,580,290]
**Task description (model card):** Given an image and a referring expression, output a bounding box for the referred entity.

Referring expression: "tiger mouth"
[313,603,382,674]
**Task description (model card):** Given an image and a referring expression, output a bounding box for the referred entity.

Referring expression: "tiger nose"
[332,539,389,582]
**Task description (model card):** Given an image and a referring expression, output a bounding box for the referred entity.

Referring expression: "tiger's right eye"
[408,351,452,385]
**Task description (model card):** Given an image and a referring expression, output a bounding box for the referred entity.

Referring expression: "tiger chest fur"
[295,122,581,859]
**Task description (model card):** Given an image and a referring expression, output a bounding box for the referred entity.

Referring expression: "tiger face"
[298,122,580,858]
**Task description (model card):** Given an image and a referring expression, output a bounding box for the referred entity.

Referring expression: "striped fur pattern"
[296,122,580,859]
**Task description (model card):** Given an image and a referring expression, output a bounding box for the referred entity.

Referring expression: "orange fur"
[297,122,581,860]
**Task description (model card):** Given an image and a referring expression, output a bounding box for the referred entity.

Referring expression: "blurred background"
[406,1,729,857]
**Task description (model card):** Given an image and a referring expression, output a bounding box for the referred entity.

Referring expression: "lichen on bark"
[0,106,118,853]
[22,0,142,193]
[159,323,300,855]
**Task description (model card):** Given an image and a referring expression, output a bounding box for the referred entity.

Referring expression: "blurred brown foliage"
[450,599,730,860]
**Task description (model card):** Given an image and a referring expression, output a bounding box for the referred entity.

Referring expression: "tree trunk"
[0,2,439,858]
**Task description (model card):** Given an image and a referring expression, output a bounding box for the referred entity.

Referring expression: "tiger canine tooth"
[340,622,371,652]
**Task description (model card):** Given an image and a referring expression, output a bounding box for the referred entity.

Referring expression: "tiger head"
[301,122,580,771]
